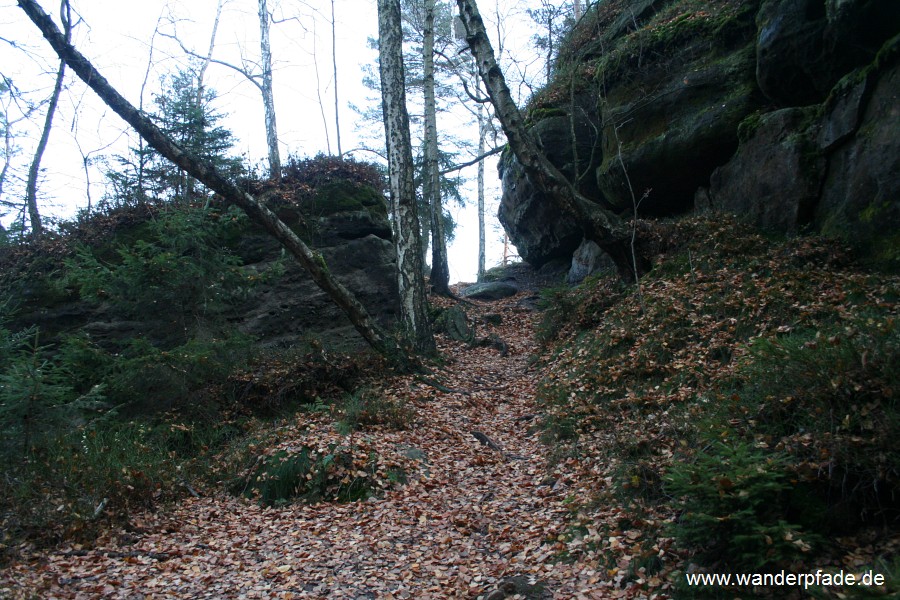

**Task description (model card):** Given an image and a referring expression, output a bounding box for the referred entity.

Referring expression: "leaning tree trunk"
[423,0,451,296]
[377,0,435,354]
[258,0,281,178]
[25,0,71,238]
[17,0,411,367]
[455,0,639,277]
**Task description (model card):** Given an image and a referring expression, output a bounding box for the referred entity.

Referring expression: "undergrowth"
[0,198,397,562]
[537,215,899,593]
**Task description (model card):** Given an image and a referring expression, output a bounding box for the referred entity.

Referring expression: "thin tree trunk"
[136,20,162,204]
[476,84,487,280]
[331,0,342,158]
[0,111,12,205]
[423,0,451,296]
[17,0,411,367]
[377,0,435,354]
[25,0,71,237]
[188,0,225,199]
[455,0,637,277]
[574,0,582,20]
[196,0,224,106]
[312,20,332,155]
[258,0,281,178]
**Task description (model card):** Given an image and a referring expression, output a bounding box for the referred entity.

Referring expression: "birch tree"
[377,0,435,354]
[475,77,489,280]
[258,0,280,178]
[16,0,414,368]
[24,0,72,237]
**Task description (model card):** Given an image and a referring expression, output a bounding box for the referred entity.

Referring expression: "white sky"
[1,0,552,282]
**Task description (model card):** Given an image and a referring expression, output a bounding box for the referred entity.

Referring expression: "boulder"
[498,0,765,267]
[231,192,398,351]
[9,182,399,354]
[460,281,519,300]
[433,305,475,342]
[567,238,616,284]
[497,152,582,267]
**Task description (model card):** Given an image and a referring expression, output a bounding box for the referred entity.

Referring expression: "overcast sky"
[1,0,552,282]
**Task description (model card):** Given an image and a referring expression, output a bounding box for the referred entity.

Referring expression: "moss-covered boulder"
[498,0,900,272]
[2,158,399,354]
[707,33,900,269]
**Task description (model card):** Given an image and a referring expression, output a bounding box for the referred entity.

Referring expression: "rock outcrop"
[500,0,900,274]
[230,181,398,350]
[10,181,399,353]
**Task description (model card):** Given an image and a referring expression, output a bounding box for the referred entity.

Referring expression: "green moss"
[595,1,754,86]
[309,181,387,219]
[525,106,568,127]
[736,111,763,143]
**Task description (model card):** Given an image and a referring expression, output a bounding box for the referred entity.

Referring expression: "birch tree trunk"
[377,0,435,354]
[258,0,281,178]
[185,0,224,199]
[25,0,71,237]
[455,0,639,277]
[476,82,487,280]
[423,0,451,296]
[196,0,223,107]
[17,0,411,366]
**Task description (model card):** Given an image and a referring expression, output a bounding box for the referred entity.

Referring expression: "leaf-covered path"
[1,294,621,599]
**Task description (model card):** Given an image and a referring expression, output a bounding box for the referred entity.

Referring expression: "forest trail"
[1,291,615,599]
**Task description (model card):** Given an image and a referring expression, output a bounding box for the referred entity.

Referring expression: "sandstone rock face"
[498,151,583,267]
[816,58,900,268]
[233,206,398,350]
[708,107,825,232]
[14,185,399,353]
[756,0,899,106]
[229,182,398,350]
[709,41,899,270]
[499,0,900,273]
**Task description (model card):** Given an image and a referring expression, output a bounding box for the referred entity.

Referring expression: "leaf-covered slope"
[537,215,899,594]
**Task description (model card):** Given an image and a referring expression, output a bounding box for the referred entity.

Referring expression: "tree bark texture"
[258,0,281,178]
[17,0,408,365]
[377,0,436,354]
[455,0,635,274]
[423,0,451,295]
[476,82,487,280]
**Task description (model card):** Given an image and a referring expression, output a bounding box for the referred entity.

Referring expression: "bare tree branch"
[439,144,502,174]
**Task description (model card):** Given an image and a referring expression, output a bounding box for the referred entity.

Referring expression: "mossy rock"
[461,281,519,301]
[308,181,388,220]
[433,305,475,343]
